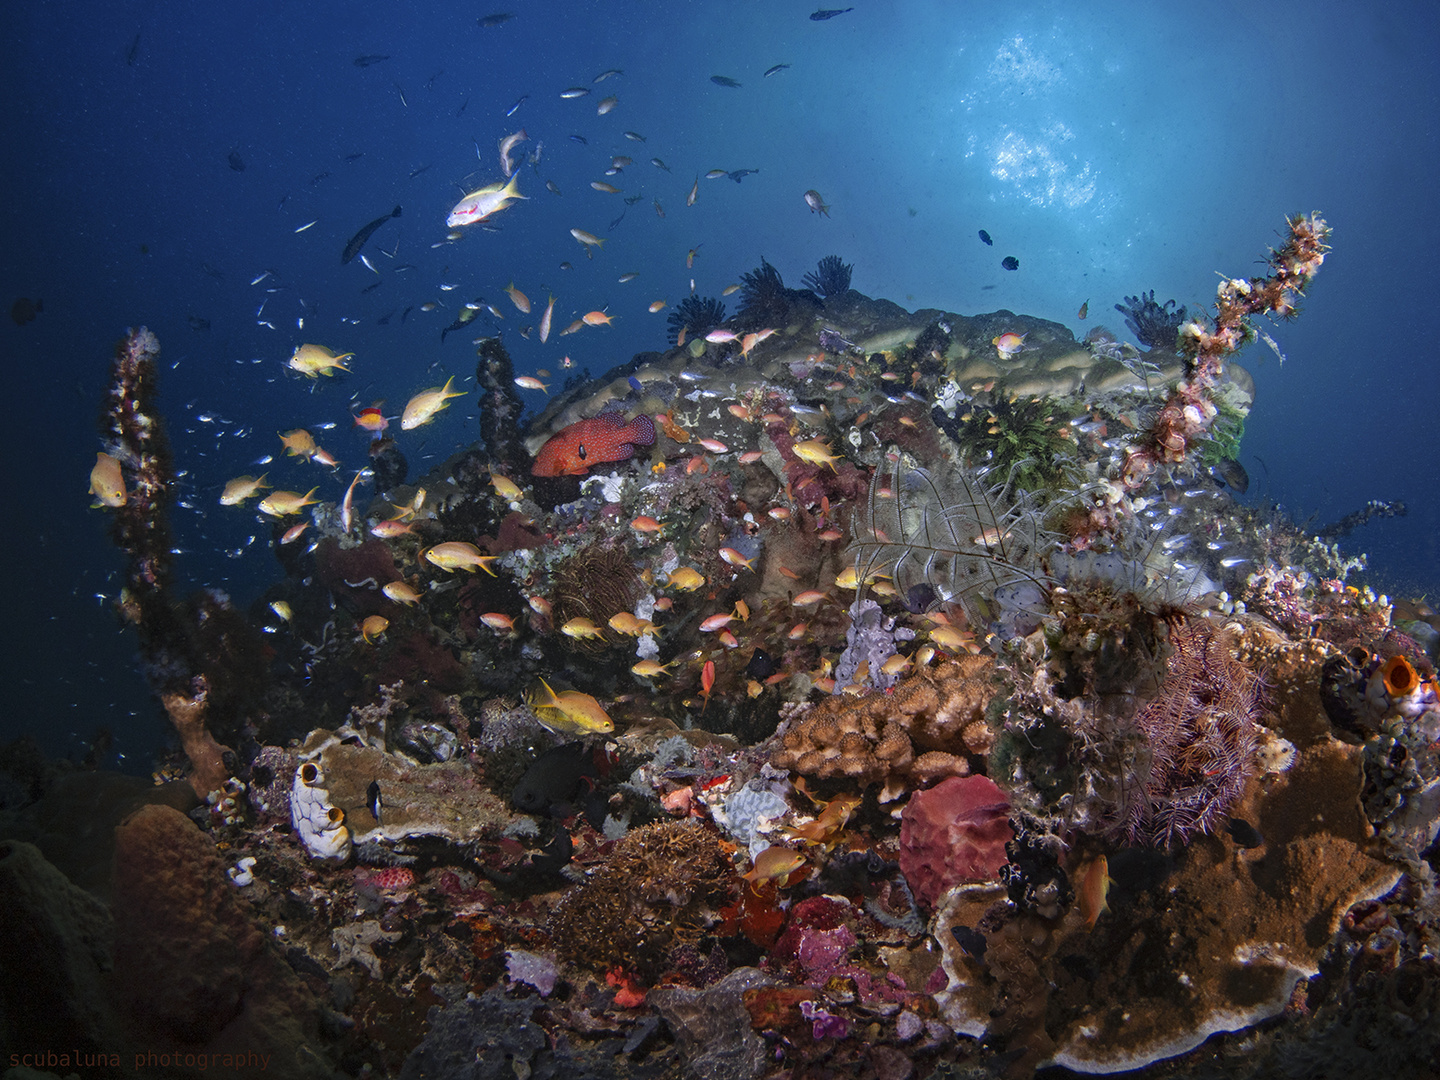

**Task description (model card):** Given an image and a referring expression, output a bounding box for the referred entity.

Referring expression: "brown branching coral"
[1123,618,1264,846]
[546,820,737,980]
[771,656,999,798]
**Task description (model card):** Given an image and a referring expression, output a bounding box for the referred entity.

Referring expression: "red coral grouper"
[532,413,656,476]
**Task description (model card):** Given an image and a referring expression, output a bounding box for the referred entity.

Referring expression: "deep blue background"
[3,0,1436,768]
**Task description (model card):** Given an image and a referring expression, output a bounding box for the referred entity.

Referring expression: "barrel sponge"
[898,774,1013,910]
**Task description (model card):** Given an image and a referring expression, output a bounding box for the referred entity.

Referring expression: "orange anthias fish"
[531,413,656,477]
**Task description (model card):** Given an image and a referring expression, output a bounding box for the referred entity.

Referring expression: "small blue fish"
[628,376,644,394]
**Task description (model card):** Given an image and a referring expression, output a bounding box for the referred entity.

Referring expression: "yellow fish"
[89,452,126,507]
[279,429,317,458]
[220,473,269,506]
[631,659,674,678]
[269,600,293,622]
[608,612,656,636]
[490,473,525,500]
[423,541,498,575]
[447,174,526,228]
[742,845,806,887]
[383,580,422,605]
[561,617,605,639]
[527,677,614,735]
[504,281,531,313]
[791,439,841,471]
[1078,855,1115,931]
[401,376,466,430]
[257,488,319,517]
[361,615,389,643]
[288,344,353,378]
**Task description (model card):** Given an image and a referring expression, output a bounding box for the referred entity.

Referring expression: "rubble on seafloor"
[4,217,1440,1079]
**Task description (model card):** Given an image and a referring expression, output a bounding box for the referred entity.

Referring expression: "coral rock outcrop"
[771,655,998,797]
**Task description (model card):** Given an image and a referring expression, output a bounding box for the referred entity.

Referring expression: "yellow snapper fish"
[288,344,353,377]
[447,173,526,228]
[220,473,269,506]
[527,677,614,735]
[401,376,466,430]
[89,451,127,507]
[423,541,498,575]
[257,487,320,517]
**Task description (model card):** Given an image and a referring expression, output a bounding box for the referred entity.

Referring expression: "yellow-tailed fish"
[401,376,466,430]
[288,344,353,377]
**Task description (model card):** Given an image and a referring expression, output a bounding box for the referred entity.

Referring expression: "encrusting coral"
[771,655,999,799]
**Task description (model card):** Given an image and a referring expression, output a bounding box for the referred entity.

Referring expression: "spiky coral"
[1123,619,1264,847]
[1123,213,1329,489]
[1114,290,1187,349]
[801,255,853,299]
[666,296,726,345]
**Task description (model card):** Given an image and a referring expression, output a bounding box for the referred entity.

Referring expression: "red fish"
[532,413,656,476]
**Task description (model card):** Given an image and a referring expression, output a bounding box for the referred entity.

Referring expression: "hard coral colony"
[40,211,1440,1080]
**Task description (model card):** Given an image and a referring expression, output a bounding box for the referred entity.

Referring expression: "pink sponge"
[898,775,1013,909]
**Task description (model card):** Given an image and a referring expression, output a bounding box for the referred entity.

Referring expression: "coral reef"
[771,655,998,798]
[801,254,853,299]
[60,212,1440,1078]
[1114,289,1188,349]
[666,295,726,344]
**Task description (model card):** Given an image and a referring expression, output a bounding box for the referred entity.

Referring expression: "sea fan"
[802,255,853,299]
[666,295,726,345]
[848,451,1056,629]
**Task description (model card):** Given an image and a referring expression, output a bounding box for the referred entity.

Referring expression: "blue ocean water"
[3,0,1436,767]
